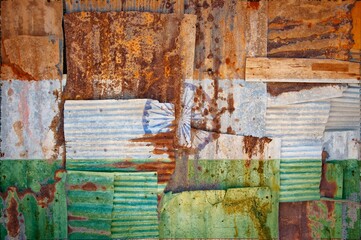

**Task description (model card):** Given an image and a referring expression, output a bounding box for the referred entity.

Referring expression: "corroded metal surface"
[185,0,268,79]
[0,160,67,239]
[64,99,177,191]
[67,171,114,239]
[268,0,355,60]
[1,36,62,80]
[190,79,267,137]
[1,0,63,80]
[65,0,185,13]
[160,187,277,239]
[0,80,63,160]
[112,172,159,239]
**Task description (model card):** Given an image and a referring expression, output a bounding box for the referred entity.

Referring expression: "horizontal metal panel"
[280,159,322,202]
[0,80,63,160]
[64,99,175,190]
[190,129,281,160]
[112,172,159,239]
[65,0,184,13]
[160,187,277,239]
[66,171,114,239]
[0,160,67,239]
[325,84,360,132]
[268,0,354,60]
[190,79,267,137]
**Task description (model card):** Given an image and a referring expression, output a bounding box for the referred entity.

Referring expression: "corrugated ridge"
[65,0,184,13]
[326,84,361,132]
[280,159,322,202]
[111,172,159,238]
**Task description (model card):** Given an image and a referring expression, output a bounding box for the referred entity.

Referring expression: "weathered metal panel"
[65,0,185,13]
[268,0,355,60]
[280,159,322,202]
[266,101,331,202]
[0,160,67,239]
[280,161,361,239]
[1,36,63,80]
[1,0,63,80]
[64,99,176,191]
[112,172,159,239]
[185,0,268,79]
[323,131,360,160]
[0,80,63,160]
[160,187,277,239]
[189,129,280,160]
[190,79,267,137]
[66,171,114,239]
[326,84,361,132]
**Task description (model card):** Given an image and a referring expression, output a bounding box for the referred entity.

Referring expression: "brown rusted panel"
[1,36,62,80]
[64,12,196,135]
[184,0,268,79]
[65,0,185,14]
[267,83,336,97]
[268,0,355,60]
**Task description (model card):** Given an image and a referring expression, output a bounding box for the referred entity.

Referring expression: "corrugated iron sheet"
[266,100,331,202]
[66,171,159,239]
[64,99,176,191]
[66,171,114,239]
[326,84,360,132]
[0,80,63,160]
[0,160,67,239]
[268,0,355,60]
[190,79,266,137]
[65,0,185,13]
[160,187,277,239]
[185,0,268,79]
[112,172,159,239]
[281,161,361,239]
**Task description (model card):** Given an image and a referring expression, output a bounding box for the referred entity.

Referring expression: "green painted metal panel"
[280,159,322,202]
[0,160,67,239]
[66,171,114,239]
[112,172,159,239]
[160,187,275,239]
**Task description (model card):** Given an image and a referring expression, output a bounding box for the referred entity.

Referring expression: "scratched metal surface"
[0,80,64,160]
[0,160,67,239]
[64,99,176,191]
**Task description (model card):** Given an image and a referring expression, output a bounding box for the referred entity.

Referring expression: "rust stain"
[243,136,272,160]
[319,150,338,198]
[222,194,271,239]
[13,121,24,147]
[7,88,14,96]
[247,1,260,10]
[267,83,335,97]
[6,197,20,238]
[68,181,107,192]
[227,93,235,114]
[68,215,88,221]
[311,63,349,72]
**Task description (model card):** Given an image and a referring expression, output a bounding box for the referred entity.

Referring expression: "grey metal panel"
[323,131,360,160]
[190,79,267,137]
[0,80,63,160]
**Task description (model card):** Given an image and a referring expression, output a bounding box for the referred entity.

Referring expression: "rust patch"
[227,93,235,114]
[222,194,271,239]
[13,121,24,147]
[6,197,20,238]
[267,83,335,97]
[279,202,309,240]
[68,215,88,221]
[81,182,98,191]
[311,63,349,72]
[7,88,14,96]
[243,136,272,160]
[247,0,260,10]
[319,150,338,198]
